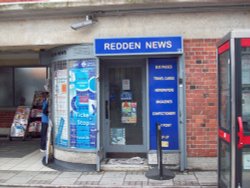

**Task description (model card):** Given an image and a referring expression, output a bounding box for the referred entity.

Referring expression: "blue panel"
[95,36,183,56]
[148,58,179,150]
[69,59,97,149]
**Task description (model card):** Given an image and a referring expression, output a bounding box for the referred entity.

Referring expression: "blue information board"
[149,58,179,150]
[95,36,183,56]
[69,59,97,149]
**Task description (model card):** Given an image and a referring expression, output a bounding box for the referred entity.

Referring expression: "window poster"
[69,59,97,149]
[120,91,132,101]
[111,128,126,145]
[121,102,137,124]
[122,79,130,90]
[54,69,68,147]
[243,152,250,169]
[148,58,179,150]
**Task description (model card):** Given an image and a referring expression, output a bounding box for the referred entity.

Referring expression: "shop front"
[44,36,186,171]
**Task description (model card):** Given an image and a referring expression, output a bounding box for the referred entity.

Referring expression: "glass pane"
[242,148,250,188]
[218,49,231,188]
[15,67,47,106]
[52,61,69,148]
[218,51,231,131]
[109,67,142,145]
[219,140,231,188]
[0,68,13,107]
[242,50,250,133]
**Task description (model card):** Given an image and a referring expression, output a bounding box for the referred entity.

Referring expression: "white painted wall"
[0,10,250,49]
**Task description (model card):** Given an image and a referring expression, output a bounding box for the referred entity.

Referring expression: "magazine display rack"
[28,91,46,137]
[9,106,31,141]
[9,91,47,140]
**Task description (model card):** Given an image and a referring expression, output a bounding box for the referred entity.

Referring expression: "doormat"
[106,157,145,165]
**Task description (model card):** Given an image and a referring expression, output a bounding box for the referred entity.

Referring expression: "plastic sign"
[95,36,183,56]
[149,58,179,150]
[69,59,97,149]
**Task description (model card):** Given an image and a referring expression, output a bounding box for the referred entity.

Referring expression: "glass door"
[236,38,250,188]
[103,60,146,154]
[218,41,232,188]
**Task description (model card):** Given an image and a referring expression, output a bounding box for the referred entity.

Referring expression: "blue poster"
[69,59,97,149]
[149,58,179,150]
[55,117,68,147]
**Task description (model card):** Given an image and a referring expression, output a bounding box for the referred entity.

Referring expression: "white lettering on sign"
[152,111,176,116]
[161,135,169,139]
[156,100,173,104]
[104,42,141,50]
[75,113,89,118]
[154,88,174,92]
[153,76,175,80]
[161,124,172,127]
[145,41,172,49]
[77,120,89,126]
[155,65,173,69]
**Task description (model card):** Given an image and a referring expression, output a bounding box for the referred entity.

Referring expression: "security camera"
[71,15,96,30]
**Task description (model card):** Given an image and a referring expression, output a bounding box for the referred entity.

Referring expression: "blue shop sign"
[148,58,179,150]
[95,36,183,56]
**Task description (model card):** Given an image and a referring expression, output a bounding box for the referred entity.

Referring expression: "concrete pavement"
[0,138,217,187]
[0,169,217,187]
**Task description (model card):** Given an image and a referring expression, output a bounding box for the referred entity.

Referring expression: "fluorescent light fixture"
[71,15,96,30]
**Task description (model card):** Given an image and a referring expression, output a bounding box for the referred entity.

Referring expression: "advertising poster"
[54,69,68,147]
[120,91,132,101]
[148,58,179,150]
[243,152,250,169]
[121,102,137,124]
[110,128,126,145]
[69,59,97,149]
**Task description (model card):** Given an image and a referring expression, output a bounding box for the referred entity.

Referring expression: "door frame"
[100,58,147,153]
[217,31,250,188]
[235,38,250,188]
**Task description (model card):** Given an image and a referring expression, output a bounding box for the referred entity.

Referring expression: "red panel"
[241,39,250,47]
[218,41,230,55]
[219,129,231,143]
[237,116,250,149]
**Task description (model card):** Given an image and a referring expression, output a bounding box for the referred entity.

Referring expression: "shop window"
[0,67,47,108]
[0,67,14,107]
[15,67,47,106]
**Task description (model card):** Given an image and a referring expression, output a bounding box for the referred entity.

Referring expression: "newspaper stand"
[9,106,31,141]
[146,123,175,180]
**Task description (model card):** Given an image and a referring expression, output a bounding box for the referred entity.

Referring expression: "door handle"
[105,100,109,119]
[237,116,244,149]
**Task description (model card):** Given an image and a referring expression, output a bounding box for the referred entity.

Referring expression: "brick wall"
[184,39,218,157]
[0,110,15,128]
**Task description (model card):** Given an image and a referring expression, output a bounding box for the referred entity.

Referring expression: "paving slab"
[102,171,126,178]
[5,176,33,184]
[31,173,59,181]
[99,177,124,185]
[0,172,17,179]
[51,177,78,185]
[78,174,103,181]
[148,179,174,186]
[125,175,148,182]
[57,171,82,178]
